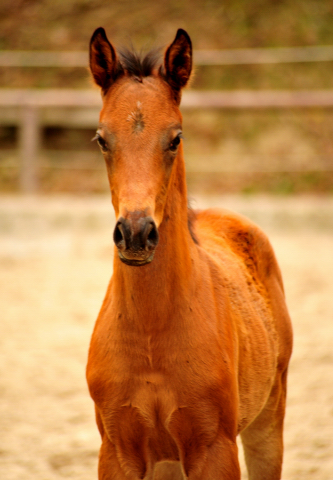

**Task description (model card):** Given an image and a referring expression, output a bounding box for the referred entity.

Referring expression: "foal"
[87,27,292,480]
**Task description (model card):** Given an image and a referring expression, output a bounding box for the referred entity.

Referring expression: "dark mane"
[118,47,162,79]
[188,207,199,245]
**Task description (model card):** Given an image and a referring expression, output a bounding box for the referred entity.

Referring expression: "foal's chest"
[88,319,232,461]
[99,365,224,466]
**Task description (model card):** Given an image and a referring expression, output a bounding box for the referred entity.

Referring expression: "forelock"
[118,47,162,79]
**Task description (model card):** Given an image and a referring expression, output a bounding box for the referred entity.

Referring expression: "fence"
[1,46,333,192]
[3,45,333,67]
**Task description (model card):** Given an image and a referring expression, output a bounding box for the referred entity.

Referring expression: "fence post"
[19,105,40,193]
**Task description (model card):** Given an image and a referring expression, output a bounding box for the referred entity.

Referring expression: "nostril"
[113,221,126,250]
[146,221,159,249]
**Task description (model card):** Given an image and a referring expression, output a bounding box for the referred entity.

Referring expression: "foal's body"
[87,28,292,480]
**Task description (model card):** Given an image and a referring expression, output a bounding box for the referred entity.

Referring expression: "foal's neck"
[112,154,196,329]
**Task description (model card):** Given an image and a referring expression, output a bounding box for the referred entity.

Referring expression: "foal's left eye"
[169,134,182,152]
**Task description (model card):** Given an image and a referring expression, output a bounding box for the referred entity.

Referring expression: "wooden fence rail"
[2,44,333,191]
[2,45,333,67]
[3,88,333,109]
[2,88,333,192]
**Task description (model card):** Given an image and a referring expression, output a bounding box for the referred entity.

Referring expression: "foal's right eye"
[92,133,109,153]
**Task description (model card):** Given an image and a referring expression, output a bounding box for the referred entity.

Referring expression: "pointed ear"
[89,27,122,92]
[164,29,192,101]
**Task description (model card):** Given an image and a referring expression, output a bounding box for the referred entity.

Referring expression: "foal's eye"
[169,134,182,152]
[92,133,108,153]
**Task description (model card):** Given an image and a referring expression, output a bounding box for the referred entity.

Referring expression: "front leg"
[98,434,129,480]
[96,406,154,480]
[187,437,240,480]
[95,409,143,480]
[167,399,240,480]
[94,408,127,480]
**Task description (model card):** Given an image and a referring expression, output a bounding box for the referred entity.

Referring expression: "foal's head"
[90,28,192,266]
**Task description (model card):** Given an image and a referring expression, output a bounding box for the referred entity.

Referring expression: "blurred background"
[0,2,333,480]
[1,0,333,194]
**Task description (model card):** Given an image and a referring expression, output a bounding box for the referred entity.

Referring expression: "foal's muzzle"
[113,214,159,266]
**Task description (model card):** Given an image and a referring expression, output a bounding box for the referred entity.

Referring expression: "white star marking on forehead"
[127,101,145,133]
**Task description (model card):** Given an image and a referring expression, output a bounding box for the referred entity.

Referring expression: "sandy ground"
[0,194,332,480]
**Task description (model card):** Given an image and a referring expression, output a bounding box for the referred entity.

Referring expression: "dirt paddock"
[0,194,332,480]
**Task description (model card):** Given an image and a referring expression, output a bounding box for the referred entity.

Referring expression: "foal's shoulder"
[194,207,266,243]
[193,207,283,286]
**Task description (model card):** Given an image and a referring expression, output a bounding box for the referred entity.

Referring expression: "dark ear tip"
[175,29,191,43]
[90,27,107,44]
